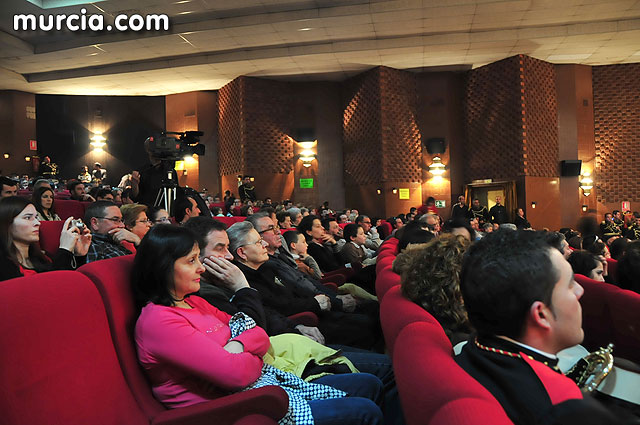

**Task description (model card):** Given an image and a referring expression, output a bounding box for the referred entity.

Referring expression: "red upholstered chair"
[0,271,150,425]
[576,273,640,364]
[288,312,319,327]
[380,285,438,355]
[233,216,247,223]
[376,268,401,300]
[78,256,289,425]
[378,221,393,239]
[38,220,65,258]
[394,322,513,425]
[338,222,348,229]
[210,202,226,214]
[375,255,395,276]
[55,199,86,221]
[213,216,239,228]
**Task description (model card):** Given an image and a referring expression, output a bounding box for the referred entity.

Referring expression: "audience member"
[85,200,140,262]
[468,198,489,226]
[0,196,90,281]
[277,210,292,229]
[96,188,114,201]
[419,213,440,235]
[32,186,60,221]
[174,196,201,225]
[609,237,628,260]
[288,207,303,227]
[395,234,472,344]
[0,176,18,199]
[514,208,531,229]
[542,231,572,259]
[322,217,346,251]
[355,215,382,251]
[489,196,507,224]
[441,218,475,241]
[238,175,256,203]
[78,165,92,183]
[567,251,605,282]
[456,230,616,425]
[148,206,170,225]
[396,221,434,252]
[121,203,152,240]
[92,162,107,184]
[451,195,469,219]
[121,188,134,204]
[341,224,367,266]
[68,180,94,202]
[298,215,343,273]
[617,240,640,293]
[33,179,52,192]
[283,229,323,280]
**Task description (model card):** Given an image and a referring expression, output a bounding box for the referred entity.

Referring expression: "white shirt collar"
[497,335,558,360]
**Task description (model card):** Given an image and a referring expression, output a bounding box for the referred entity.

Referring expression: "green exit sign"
[299,178,314,188]
[435,200,446,208]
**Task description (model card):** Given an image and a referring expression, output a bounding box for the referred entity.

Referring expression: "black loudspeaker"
[560,160,582,176]
[425,138,446,154]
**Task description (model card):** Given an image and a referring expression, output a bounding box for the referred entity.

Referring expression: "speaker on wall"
[425,138,446,154]
[560,160,582,176]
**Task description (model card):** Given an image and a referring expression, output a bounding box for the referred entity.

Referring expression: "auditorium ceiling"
[0,0,639,95]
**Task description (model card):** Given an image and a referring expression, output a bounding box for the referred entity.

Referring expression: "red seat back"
[213,216,240,228]
[576,273,640,363]
[79,255,289,425]
[378,222,393,239]
[0,271,148,425]
[38,220,65,258]
[55,199,86,221]
[394,322,512,425]
[380,285,439,355]
[605,258,618,283]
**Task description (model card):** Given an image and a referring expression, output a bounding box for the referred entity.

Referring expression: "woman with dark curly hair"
[393,234,472,345]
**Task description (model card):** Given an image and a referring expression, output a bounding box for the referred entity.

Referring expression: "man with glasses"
[84,200,141,263]
[355,215,381,251]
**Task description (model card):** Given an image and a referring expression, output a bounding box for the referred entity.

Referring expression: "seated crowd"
[1,172,639,424]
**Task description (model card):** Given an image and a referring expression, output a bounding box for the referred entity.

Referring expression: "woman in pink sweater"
[133,225,270,408]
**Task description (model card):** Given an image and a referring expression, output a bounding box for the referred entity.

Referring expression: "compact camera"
[71,219,85,230]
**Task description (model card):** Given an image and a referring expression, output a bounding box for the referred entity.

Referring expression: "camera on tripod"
[145,131,205,161]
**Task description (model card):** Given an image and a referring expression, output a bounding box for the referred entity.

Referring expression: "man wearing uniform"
[612,210,624,227]
[468,198,490,227]
[451,195,469,219]
[600,213,622,238]
[456,230,617,425]
[489,196,508,225]
[238,175,257,203]
[624,212,640,240]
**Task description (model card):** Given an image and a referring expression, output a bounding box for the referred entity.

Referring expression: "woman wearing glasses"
[0,196,91,282]
[149,206,171,225]
[122,204,152,240]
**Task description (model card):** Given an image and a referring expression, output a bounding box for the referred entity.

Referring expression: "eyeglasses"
[136,219,152,225]
[258,225,279,235]
[97,216,123,224]
[240,237,265,248]
[154,217,170,224]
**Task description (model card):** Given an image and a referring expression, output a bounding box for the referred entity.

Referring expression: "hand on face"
[109,228,141,245]
[203,256,250,292]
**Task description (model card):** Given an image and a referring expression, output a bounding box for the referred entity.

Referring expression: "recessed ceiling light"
[298,27,313,31]
[87,52,99,56]
[174,0,191,3]
[178,11,193,14]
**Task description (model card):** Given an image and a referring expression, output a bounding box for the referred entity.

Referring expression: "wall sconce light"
[24,156,31,162]
[582,205,588,212]
[299,152,316,167]
[3,153,9,159]
[429,156,446,176]
[579,172,593,196]
[531,201,536,209]
[392,187,398,194]
[250,177,255,182]
[90,132,107,151]
[376,188,382,195]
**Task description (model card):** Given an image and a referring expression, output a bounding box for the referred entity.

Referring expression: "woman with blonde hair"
[393,234,472,344]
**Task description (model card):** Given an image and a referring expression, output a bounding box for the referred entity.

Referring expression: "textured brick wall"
[463,55,558,182]
[464,56,524,181]
[521,56,558,177]
[244,78,294,175]
[380,67,422,182]
[342,68,383,186]
[593,63,640,203]
[218,77,245,176]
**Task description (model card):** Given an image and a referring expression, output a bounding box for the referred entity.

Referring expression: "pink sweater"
[135,295,270,408]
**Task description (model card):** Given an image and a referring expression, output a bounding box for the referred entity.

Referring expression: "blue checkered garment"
[228,313,346,425]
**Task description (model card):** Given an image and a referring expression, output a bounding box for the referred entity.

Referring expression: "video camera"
[145,131,205,162]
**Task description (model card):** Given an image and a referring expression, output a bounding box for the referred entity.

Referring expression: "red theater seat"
[605,258,618,283]
[55,199,86,221]
[380,285,438,355]
[213,216,240,228]
[0,271,150,425]
[78,256,288,425]
[576,274,640,364]
[38,220,65,258]
[377,222,393,239]
[394,322,512,425]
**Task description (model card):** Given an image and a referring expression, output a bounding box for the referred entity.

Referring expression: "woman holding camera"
[0,196,91,282]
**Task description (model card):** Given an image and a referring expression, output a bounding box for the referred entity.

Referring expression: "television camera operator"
[130,131,208,217]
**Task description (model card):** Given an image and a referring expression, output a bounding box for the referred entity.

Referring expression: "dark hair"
[442,218,476,241]
[343,223,362,242]
[276,210,290,226]
[174,196,194,223]
[31,186,57,220]
[121,188,132,201]
[582,235,605,256]
[398,221,435,251]
[321,217,337,231]
[567,251,600,278]
[618,241,640,293]
[426,196,435,206]
[0,176,18,189]
[568,236,583,250]
[283,230,302,250]
[67,179,82,191]
[84,200,117,227]
[354,215,368,225]
[96,188,112,200]
[609,237,628,260]
[542,231,567,255]
[183,216,226,249]
[148,206,167,222]
[211,207,222,216]
[577,216,599,238]
[132,225,200,310]
[297,215,318,241]
[460,230,559,339]
[0,196,50,273]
